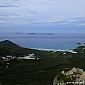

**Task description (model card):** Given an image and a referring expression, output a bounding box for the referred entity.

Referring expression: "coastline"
[31,47,75,52]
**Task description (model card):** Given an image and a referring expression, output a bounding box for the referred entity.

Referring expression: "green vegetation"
[57,73,74,82]
[0,40,85,85]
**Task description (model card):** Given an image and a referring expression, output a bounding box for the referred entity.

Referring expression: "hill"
[0,40,85,85]
[0,40,69,85]
[0,40,19,47]
[0,40,29,56]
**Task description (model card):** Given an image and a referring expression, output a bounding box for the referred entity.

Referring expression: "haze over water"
[0,33,85,50]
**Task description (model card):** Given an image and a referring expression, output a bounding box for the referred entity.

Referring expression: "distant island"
[15,32,55,35]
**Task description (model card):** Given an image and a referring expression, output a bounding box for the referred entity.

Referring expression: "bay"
[0,33,85,50]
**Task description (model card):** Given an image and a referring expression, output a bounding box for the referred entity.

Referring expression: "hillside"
[0,40,85,85]
[0,40,29,56]
[0,40,19,47]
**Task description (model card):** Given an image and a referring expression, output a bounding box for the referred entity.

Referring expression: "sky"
[0,0,85,33]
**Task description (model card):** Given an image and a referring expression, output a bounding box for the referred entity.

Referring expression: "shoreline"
[31,47,76,53]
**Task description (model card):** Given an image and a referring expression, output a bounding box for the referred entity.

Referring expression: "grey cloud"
[0,4,18,7]
[0,0,85,24]
[58,17,85,25]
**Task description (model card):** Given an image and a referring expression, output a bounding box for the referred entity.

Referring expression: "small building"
[17,53,39,60]
[1,55,16,61]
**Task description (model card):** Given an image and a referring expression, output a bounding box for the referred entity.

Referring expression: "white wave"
[31,48,74,52]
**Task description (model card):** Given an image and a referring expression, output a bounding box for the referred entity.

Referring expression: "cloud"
[51,17,85,25]
[0,0,19,7]
[0,4,18,7]
[0,0,85,24]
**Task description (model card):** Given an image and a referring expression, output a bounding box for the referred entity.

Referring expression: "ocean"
[0,33,85,50]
